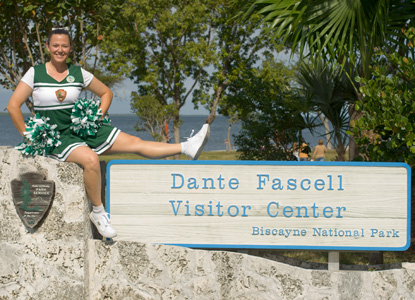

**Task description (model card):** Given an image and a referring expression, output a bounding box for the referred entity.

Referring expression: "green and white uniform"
[21,63,120,161]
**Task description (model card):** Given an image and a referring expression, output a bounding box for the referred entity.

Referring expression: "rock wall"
[0,149,92,299]
[0,148,414,300]
[87,241,415,300]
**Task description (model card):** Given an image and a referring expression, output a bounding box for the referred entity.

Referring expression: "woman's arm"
[312,147,317,159]
[6,82,33,136]
[86,77,113,116]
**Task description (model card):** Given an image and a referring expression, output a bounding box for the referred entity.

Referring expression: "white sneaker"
[89,211,117,238]
[183,123,210,160]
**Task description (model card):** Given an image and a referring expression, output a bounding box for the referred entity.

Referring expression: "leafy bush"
[227,60,309,161]
[351,27,415,170]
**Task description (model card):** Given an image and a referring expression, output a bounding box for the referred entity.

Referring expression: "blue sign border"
[106,160,411,251]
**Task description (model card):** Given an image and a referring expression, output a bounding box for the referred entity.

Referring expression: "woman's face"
[46,34,71,64]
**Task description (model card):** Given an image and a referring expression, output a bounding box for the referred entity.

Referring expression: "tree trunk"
[226,123,232,151]
[334,130,346,161]
[348,96,364,161]
[348,136,358,161]
[318,113,333,150]
[173,114,181,160]
[207,84,224,125]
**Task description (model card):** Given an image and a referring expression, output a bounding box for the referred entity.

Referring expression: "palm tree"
[242,0,415,159]
[244,0,414,75]
[296,59,358,160]
[241,0,415,264]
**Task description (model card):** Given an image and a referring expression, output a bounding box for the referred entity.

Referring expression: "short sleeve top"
[21,63,94,110]
[20,64,94,130]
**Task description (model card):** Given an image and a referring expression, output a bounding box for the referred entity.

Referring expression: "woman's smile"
[47,34,71,63]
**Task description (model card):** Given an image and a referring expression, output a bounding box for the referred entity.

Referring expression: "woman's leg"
[103,123,210,160]
[103,132,182,158]
[66,146,102,206]
[66,146,117,238]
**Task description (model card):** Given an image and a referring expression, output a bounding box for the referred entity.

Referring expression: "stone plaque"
[11,172,55,228]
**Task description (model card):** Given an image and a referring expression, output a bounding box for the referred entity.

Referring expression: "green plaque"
[11,172,55,228]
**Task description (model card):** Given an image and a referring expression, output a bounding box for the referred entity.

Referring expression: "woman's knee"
[68,147,100,170]
[82,152,101,170]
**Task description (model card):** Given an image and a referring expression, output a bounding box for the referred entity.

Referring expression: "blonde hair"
[318,139,324,145]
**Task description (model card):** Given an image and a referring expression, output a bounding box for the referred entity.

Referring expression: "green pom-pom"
[15,114,62,157]
[70,98,111,137]
[101,113,111,125]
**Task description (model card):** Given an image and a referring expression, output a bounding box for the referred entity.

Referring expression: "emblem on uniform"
[66,75,75,83]
[55,89,67,102]
[11,172,55,229]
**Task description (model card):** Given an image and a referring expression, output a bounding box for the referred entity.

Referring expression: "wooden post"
[99,160,106,208]
[369,252,384,265]
[328,251,340,271]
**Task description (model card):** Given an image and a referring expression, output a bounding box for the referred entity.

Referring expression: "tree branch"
[23,31,35,66]
[92,22,100,74]
[81,17,86,66]
[183,69,202,102]
[0,68,16,87]
[35,20,45,64]
[0,46,20,84]
[151,81,167,105]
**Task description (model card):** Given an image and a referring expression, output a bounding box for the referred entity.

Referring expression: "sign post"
[107,160,411,251]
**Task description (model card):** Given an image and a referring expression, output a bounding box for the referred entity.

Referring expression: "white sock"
[92,204,105,214]
[180,141,188,154]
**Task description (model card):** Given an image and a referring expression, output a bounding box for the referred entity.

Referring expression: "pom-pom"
[101,112,111,125]
[70,98,111,137]
[15,114,62,157]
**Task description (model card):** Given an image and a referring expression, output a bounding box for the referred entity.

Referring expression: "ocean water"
[0,113,323,151]
[110,114,243,151]
[0,114,242,151]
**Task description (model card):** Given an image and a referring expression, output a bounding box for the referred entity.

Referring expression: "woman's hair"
[318,139,324,145]
[47,28,72,45]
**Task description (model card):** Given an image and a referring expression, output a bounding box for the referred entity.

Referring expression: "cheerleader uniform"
[21,63,120,161]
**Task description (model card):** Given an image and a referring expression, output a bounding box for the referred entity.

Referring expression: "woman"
[7,28,209,239]
[292,142,299,161]
[299,141,309,161]
[312,139,327,161]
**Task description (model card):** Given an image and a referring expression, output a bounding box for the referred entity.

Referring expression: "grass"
[99,150,241,163]
[99,149,339,163]
[99,148,414,265]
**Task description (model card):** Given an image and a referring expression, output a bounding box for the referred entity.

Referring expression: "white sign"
[107,161,411,251]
